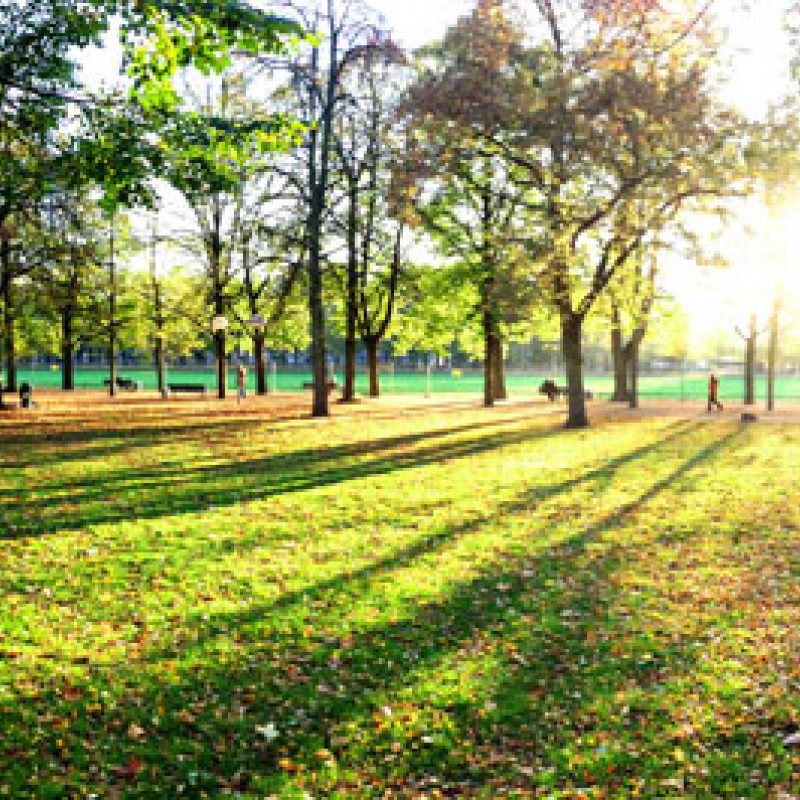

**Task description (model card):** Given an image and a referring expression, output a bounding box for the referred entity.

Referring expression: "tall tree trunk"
[561,312,588,429]
[211,263,227,399]
[365,336,380,398]
[343,185,358,402]
[2,239,16,393]
[305,25,335,419]
[150,226,165,395]
[745,313,756,406]
[492,334,506,401]
[108,223,117,398]
[215,330,227,400]
[154,285,166,395]
[482,306,494,408]
[3,283,15,393]
[628,337,639,409]
[109,331,117,397]
[611,306,628,402]
[343,329,356,401]
[308,244,328,415]
[155,335,165,394]
[768,302,778,412]
[62,306,75,391]
[254,332,267,395]
[480,184,495,409]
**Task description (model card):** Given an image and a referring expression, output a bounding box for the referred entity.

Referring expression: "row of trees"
[0,0,785,426]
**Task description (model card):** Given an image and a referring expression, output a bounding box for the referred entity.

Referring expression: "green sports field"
[15,365,800,402]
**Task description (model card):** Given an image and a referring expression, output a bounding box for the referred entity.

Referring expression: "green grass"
[16,364,800,401]
[3,400,800,797]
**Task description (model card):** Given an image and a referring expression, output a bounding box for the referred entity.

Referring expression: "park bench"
[104,377,143,391]
[302,380,339,393]
[166,383,208,397]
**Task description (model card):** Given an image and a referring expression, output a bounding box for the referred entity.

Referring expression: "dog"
[539,379,564,402]
[539,380,593,402]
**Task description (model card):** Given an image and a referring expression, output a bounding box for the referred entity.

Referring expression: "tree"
[157,72,293,399]
[1,1,301,116]
[404,0,531,407]
[418,0,747,426]
[37,192,107,391]
[147,222,168,394]
[278,0,399,416]
[83,214,139,397]
[130,244,208,384]
[332,47,408,399]
[0,1,304,406]
[390,264,480,362]
[518,1,747,426]
[233,182,308,395]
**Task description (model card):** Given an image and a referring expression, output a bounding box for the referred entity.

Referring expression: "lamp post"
[212,314,229,399]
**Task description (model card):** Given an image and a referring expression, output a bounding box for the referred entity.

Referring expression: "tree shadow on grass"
[0,423,745,798]
[1,421,701,627]
[0,403,551,483]
[0,418,703,544]
[135,419,704,653]
[0,411,545,493]
[0,397,555,453]
[0,416,581,538]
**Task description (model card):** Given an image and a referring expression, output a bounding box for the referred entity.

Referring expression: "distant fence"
[10,361,800,402]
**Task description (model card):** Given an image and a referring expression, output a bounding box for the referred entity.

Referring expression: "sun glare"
[717,197,800,330]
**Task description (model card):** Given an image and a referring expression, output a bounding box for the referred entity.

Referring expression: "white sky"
[77,0,800,343]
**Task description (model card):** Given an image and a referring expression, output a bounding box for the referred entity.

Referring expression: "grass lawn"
[2,396,800,797]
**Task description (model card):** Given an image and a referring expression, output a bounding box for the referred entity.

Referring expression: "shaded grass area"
[3,401,800,797]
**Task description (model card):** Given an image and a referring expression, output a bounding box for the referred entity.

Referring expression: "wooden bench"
[166,383,208,396]
[303,381,339,393]
[104,377,143,391]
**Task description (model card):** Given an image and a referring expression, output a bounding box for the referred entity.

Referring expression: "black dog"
[539,380,593,402]
[539,380,564,402]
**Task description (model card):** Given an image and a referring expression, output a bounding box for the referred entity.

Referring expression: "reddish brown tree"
[403,0,528,406]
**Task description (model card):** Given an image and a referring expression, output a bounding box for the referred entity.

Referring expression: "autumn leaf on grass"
[127,723,146,740]
[114,757,144,780]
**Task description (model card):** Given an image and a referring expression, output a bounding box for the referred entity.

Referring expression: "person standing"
[708,373,723,412]
[237,363,247,404]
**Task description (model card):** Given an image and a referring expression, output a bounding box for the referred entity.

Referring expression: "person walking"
[708,373,723,412]
[237,363,247,404]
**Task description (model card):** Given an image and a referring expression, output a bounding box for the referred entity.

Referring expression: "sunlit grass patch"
[2,400,800,797]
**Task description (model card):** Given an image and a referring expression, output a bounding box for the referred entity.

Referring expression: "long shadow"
[0,419,698,540]
[0,425,745,797]
[431,424,748,792]
[0,416,267,453]
[0,421,562,538]
[0,413,542,495]
[0,402,554,472]
[0,395,550,449]
[0,420,701,613]
[0,423,271,474]
[137,418,703,659]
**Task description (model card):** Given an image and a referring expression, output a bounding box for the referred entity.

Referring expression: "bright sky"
[77,0,800,344]
[672,1,799,340]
